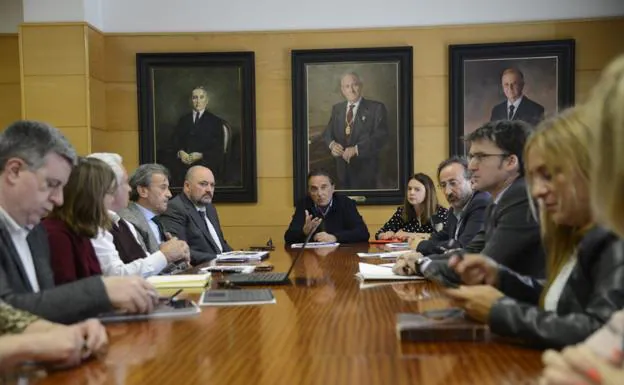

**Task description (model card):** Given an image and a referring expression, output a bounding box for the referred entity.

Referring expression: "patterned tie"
[345,104,355,137]
[508,105,515,120]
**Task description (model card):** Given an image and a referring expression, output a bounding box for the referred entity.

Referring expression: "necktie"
[151,216,165,243]
[508,105,515,120]
[345,104,355,136]
[110,220,147,263]
[197,210,223,252]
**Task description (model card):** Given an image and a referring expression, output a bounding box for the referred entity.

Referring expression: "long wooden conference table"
[32,243,543,385]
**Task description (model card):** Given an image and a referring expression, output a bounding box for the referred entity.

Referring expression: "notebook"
[396,310,491,342]
[199,289,276,306]
[98,299,201,323]
[147,273,211,289]
[356,263,424,281]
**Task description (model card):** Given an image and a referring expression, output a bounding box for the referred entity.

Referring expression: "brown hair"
[402,173,439,225]
[49,157,116,238]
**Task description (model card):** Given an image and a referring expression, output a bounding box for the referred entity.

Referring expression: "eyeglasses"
[467,152,509,164]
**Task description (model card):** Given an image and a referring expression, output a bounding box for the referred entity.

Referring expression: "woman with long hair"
[442,107,624,349]
[42,157,116,284]
[376,173,447,241]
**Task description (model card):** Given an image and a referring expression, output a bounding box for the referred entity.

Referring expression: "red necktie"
[345,104,355,136]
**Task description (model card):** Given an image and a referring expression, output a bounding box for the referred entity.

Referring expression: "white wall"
[0,0,23,33]
[22,0,103,30]
[103,0,624,33]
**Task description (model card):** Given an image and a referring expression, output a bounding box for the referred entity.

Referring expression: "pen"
[166,289,184,304]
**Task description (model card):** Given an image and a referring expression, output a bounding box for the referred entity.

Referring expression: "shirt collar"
[108,210,121,225]
[348,98,362,109]
[0,205,31,233]
[494,184,513,205]
[507,96,523,109]
[135,203,156,221]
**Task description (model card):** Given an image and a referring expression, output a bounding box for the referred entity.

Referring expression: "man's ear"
[137,185,149,198]
[3,158,24,184]
[506,154,520,172]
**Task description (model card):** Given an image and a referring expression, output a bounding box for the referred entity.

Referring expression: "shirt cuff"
[148,251,169,275]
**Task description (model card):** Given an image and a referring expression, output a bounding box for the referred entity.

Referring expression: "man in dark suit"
[414,156,491,255]
[172,86,231,184]
[489,68,545,127]
[322,73,388,190]
[395,120,545,279]
[159,166,232,265]
[284,169,369,244]
[0,120,157,324]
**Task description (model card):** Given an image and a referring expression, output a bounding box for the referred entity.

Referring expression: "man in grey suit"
[159,166,232,265]
[322,72,389,190]
[395,120,545,279]
[120,163,173,253]
[0,120,158,324]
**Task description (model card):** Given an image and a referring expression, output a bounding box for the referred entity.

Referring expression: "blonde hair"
[524,108,593,307]
[585,54,624,238]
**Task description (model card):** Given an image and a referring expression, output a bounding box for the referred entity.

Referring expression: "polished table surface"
[33,244,543,385]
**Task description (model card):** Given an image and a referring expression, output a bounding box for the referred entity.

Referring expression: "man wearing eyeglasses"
[411,156,490,255]
[394,120,545,280]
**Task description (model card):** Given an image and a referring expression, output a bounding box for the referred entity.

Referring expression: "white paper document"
[291,242,340,249]
[357,250,412,259]
[216,251,269,261]
[384,242,410,250]
[200,265,256,274]
[147,273,211,289]
[355,263,424,281]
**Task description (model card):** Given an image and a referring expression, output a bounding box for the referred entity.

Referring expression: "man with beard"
[159,166,232,265]
[411,156,490,255]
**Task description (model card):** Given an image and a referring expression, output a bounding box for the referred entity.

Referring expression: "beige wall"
[0,34,20,130]
[10,18,624,247]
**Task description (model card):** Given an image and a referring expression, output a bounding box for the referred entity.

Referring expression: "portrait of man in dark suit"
[322,73,389,190]
[172,86,231,183]
[489,68,545,127]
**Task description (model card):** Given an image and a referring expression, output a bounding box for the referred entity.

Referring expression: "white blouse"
[543,253,578,312]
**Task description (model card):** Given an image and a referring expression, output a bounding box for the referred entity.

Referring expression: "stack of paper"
[357,250,412,259]
[355,263,424,281]
[200,265,256,274]
[216,251,269,262]
[291,242,340,249]
[199,289,276,307]
[384,242,410,250]
[147,273,211,289]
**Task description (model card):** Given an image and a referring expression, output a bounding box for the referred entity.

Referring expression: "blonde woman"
[443,108,624,349]
[540,55,624,384]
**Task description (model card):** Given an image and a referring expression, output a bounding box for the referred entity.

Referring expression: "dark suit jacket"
[41,218,102,285]
[119,202,160,253]
[171,110,229,184]
[463,177,545,277]
[0,222,112,324]
[417,191,491,255]
[284,193,370,244]
[490,96,545,127]
[322,98,388,189]
[159,193,232,265]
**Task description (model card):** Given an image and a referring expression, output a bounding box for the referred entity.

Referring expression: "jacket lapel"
[181,195,219,251]
[0,224,33,291]
[129,203,159,250]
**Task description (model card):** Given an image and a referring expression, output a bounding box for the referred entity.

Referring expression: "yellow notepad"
[147,273,211,289]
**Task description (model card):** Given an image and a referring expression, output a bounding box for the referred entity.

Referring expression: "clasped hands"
[329,142,357,163]
[178,150,203,165]
[392,252,504,323]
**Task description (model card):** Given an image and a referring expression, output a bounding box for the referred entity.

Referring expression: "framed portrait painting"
[449,39,575,155]
[137,51,257,203]
[291,47,413,205]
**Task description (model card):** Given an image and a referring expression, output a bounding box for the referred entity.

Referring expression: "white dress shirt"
[197,207,223,253]
[507,96,524,119]
[543,253,577,312]
[136,203,162,244]
[90,210,168,277]
[0,206,39,292]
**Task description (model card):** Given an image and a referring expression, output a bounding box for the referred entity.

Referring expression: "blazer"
[159,193,232,265]
[490,96,545,127]
[119,202,160,253]
[417,191,491,255]
[41,218,102,285]
[0,222,112,324]
[284,193,370,244]
[489,226,624,349]
[464,177,545,278]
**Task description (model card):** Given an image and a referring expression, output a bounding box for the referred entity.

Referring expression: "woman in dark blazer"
[376,173,447,241]
[42,158,116,284]
[443,108,624,349]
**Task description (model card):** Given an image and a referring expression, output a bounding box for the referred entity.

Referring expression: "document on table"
[147,273,211,289]
[291,242,340,249]
[216,250,269,261]
[357,250,412,259]
[355,263,424,281]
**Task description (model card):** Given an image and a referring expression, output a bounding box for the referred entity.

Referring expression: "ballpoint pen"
[166,289,184,305]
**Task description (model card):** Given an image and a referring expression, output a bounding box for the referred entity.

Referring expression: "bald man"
[489,68,545,127]
[322,72,389,190]
[158,166,232,265]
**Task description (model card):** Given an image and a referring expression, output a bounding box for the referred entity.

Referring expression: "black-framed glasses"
[467,152,509,163]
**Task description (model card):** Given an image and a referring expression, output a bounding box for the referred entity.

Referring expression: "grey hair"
[0,120,77,171]
[340,72,363,85]
[128,163,170,201]
[87,152,125,184]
